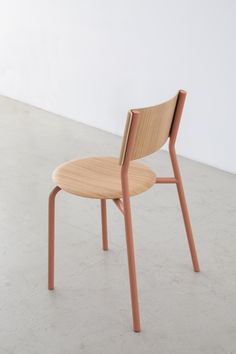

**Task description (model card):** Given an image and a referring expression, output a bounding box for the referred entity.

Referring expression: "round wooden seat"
[53,156,156,199]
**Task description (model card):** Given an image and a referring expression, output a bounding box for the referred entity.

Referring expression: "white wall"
[0,0,236,173]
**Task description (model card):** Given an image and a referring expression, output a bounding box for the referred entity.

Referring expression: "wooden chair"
[48,90,200,332]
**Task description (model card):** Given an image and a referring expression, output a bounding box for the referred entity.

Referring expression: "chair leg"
[101,199,108,250]
[48,186,61,290]
[170,149,200,272]
[176,180,200,272]
[123,193,141,332]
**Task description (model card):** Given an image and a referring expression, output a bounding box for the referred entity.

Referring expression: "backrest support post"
[121,110,140,178]
[169,90,187,151]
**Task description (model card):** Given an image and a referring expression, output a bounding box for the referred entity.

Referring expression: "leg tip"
[133,321,141,333]
[134,328,141,333]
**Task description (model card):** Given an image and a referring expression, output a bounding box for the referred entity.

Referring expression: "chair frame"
[48,90,200,333]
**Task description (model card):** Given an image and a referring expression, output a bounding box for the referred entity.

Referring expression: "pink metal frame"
[48,90,200,333]
[101,199,108,251]
[168,91,200,273]
[120,111,141,332]
[48,186,61,290]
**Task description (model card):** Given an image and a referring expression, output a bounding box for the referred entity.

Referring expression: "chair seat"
[53,156,156,199]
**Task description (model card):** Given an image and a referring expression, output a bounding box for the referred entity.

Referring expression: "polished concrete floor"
[0,95,235,354]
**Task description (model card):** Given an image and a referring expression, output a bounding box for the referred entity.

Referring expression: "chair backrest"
[119,91,182,165]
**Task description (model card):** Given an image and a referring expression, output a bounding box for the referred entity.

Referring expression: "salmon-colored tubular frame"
[101,199,108,250]
[48,186,61,290]
[111,91,199,332]
[167,91,200,273]
[48,90,200,333]
[120,111,141,332]
[152,91,200,273]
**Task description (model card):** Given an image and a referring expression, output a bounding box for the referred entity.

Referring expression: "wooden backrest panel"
[119,93,178,164]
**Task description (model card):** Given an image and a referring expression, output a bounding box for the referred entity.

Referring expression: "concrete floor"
[0,95,235,354]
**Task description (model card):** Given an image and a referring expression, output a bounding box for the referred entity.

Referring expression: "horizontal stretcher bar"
[155,177,177,184]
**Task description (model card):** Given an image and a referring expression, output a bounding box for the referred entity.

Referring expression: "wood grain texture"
[53,157,156,199]
[119,93,178,164]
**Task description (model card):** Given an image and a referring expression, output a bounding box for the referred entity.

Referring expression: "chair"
[48,90,200,332]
